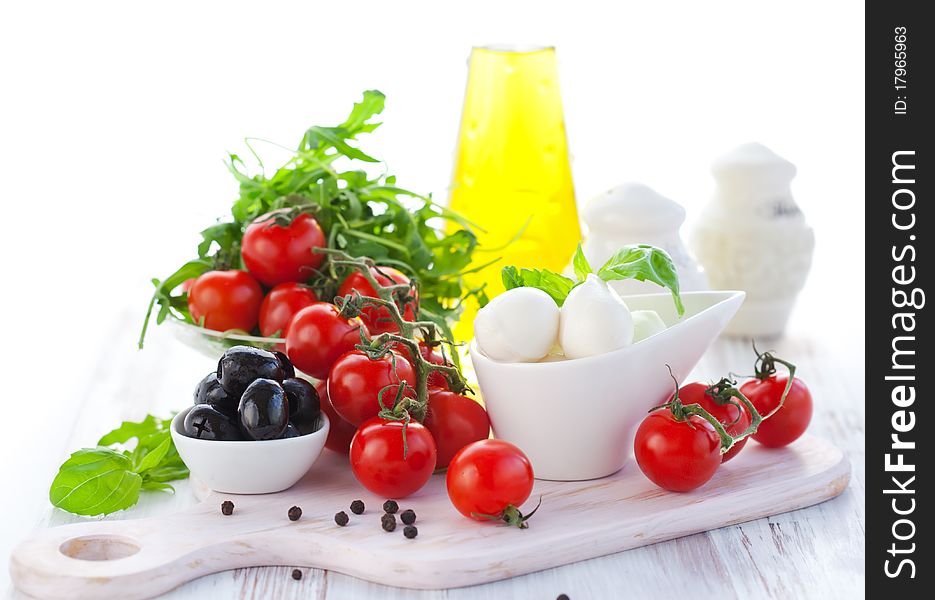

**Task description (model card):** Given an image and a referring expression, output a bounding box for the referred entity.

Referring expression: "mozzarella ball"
[474,287,560,362]
[559,274,633,359]
[631,309,667,342]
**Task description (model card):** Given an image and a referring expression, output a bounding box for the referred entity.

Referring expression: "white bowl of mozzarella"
[470,288,745,481]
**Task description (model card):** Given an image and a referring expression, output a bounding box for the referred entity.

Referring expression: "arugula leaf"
[572,245,593,281]
[50,449,142,517]
[141,90,486,348]
[50,415,189,517]
[597,244,684,316]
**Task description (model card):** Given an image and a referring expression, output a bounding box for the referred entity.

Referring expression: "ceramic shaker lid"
[583,182,685,233]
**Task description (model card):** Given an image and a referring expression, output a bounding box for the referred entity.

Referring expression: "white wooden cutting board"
[11,434,849,599]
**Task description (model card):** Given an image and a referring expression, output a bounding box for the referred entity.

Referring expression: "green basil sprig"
[49,415,189,516]
[502,244,684,316]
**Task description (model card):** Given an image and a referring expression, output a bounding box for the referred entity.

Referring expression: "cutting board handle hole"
[59,535,140,561]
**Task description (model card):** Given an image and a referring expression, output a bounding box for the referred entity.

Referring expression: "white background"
[0,0,864,588]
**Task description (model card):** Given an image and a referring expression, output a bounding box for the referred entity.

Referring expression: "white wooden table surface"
[0,296,864,600]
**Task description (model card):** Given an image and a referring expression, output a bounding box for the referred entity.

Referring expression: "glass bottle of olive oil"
[449,45,581,341]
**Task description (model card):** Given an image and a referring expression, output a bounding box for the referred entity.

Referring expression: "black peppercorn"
[335,511,349,526]
[381,513,396,532]
[400,509,416,525]
[292,569,302,580]
[383,499,399,514]
[557,595,570,600]
[288,506,302,521]
[221,500,234,515]
[350,499,365,515]
[403,525,418,539]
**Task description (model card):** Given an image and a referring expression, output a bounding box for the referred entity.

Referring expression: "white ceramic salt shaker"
[581,182,708,296]
[691,143,814,338]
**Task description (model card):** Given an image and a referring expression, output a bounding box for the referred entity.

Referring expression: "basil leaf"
[572,245,593,281]
[597,244,685,316]
[140,481,175,492]
[98,415,163,446]
[502,265,524,290]
[142,464,190,483]
[49,449,142,516]
[500,266,575,305]
[133,436,171,473]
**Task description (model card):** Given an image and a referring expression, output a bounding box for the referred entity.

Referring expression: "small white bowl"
[470,290,744,481]
[171,408,330,494]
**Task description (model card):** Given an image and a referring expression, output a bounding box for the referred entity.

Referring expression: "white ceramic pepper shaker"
[691,143,814,338]
[581,182,708,296]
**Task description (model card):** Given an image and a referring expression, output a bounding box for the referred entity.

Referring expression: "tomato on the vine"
[424,390,490,469]
[446,439,535,527]
[396,342,452,390]
[327,350,416,426]
[350,417,437,498]
[241,211,326,287]
[259,283,318,338]
[634,409,722,492]
[317,381,356,455]
[741,375,812,448]
[285,303,368,379]
[187,270,263,333]
[337,266,418,334]
[677,382,751,462]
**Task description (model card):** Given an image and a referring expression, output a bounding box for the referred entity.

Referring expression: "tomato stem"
[315,248,472,424]
[471,496,542,529]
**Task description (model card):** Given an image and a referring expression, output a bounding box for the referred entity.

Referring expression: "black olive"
[193,372,237,414]
[183,405,243,440]
[273,350,296,379]
[239,378,289,440]
[280,423,301,438]
[217,346,285,398]
[282,378,320,434]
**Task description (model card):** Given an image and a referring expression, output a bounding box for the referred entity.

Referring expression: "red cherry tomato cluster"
[186,211,327,338]
[634,351,812,493]
[185,214,525,521]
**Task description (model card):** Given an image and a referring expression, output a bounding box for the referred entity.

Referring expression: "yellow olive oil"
[449,46,581,341]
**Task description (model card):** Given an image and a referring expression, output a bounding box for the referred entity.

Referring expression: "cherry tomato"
[259,283,318,338]
[350,417,437,498]
[317,381,357,455]
[741,375,813,448]
[327,350,416,426]
[285,303,368,379]
[677,382,751,462]
[634,409,722,492]
[337,267,418,334]
[446,440,534,521]
[424,390,490,469]
[241,211,326,287]
[187,270,263,333]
